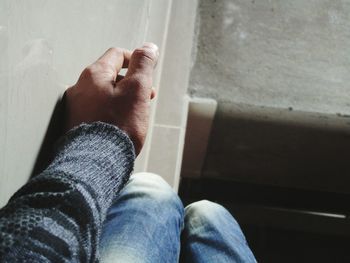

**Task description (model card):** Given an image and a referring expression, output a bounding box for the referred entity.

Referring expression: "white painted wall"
[146,0,198,191]
[0,0,176,207]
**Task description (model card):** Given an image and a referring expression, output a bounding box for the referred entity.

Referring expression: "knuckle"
[95,60,111,70]
[126,75,147,89]
[107,47,123,54]
[80,66,96,78]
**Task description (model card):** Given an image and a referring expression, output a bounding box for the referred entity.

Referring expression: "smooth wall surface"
[0,0,173,207]
[147,0,198,191]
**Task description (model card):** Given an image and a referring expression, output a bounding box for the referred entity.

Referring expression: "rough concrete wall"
[189,0,350,114]
[187,0,350,192]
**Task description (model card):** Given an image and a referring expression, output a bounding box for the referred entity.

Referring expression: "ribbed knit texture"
[0,122,135,262]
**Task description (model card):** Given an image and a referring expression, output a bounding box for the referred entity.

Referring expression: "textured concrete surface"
[190,0,350,114]
[187,0,350,191]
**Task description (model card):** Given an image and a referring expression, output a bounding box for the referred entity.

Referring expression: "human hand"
[65,43,159,155]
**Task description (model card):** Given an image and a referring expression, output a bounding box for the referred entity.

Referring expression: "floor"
[179,177,350,262]
[244,225,350,263]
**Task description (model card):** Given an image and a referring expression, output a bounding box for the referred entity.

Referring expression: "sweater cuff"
[46,122,135,212]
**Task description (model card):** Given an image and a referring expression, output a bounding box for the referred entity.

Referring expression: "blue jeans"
[100,173,257,263]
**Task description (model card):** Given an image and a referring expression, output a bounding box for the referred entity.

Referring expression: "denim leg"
[180,200,257,263]
[100,172,184,263]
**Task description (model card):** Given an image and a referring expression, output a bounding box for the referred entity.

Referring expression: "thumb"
[124,43,159,95]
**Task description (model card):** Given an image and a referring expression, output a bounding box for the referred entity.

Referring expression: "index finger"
[97,47,132,73]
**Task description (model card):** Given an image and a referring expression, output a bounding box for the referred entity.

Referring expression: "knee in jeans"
[184,200,238,229]
[129,172,183,212]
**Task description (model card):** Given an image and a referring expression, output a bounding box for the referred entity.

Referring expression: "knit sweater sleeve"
[0,122,135,262]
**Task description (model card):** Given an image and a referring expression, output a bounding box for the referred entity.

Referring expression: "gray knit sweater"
[0,122,135,262]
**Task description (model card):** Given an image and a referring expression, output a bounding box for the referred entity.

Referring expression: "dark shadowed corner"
[30,93,66,178]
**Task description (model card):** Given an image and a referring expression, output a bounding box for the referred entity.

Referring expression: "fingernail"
[142,42,159,54]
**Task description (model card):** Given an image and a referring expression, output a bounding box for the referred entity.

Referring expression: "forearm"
[0,122,135,262]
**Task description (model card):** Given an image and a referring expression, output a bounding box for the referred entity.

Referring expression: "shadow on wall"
[30,94,66,178]
[199,102,350,193]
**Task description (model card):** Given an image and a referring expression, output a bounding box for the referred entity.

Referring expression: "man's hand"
[65,43,159,155]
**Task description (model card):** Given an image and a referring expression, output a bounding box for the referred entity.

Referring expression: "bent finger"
[97,47,132,73]
[125,43,159,85]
